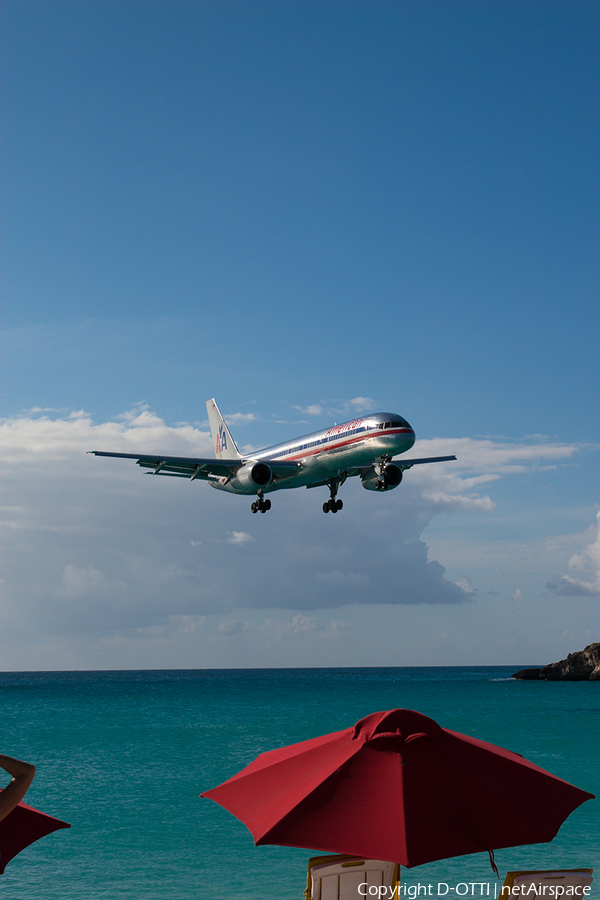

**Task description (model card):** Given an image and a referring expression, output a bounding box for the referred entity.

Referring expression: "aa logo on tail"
[216,424,228,455]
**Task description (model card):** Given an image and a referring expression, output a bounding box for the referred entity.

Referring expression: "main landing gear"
[251,490,271,514]
[323,478,344,514]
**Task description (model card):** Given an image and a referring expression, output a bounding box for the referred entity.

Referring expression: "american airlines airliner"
[90,399,456,513]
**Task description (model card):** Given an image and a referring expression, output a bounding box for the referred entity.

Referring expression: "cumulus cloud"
[455,575,478,597]
[225,531,254,545]
[217,617,244,635]
[546,512,600,596]
[405,436,579,515]
[222,412,257,425]
[349,397,376,410]
[1,404,212,462]
[292,398,377,418]
[292,403,325,417]
[0,408,584,664]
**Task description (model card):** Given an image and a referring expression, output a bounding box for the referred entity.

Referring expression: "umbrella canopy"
[201,708,594,868]
[0,794,70,874]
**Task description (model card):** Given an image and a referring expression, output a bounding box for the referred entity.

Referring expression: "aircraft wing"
[395,455,457,469]
[88,451,301,481]
[346,455,457,480]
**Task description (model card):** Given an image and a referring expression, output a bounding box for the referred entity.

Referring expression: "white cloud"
[406,436,579,515]
[291,398,376,418]
[25,406,64,414]
[225,531,254,545]
[217,617,243,635]
[349,397,376,410]
[455,575,477,596]
[223,412,257,425]
[59,563,102,597]
[248,614,318,636]
[547,512,600,596]
[1,405,212,462]
[293,403,324,416]
[168,614,206,634]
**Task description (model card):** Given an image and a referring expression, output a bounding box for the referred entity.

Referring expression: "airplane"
[89,399,456,514]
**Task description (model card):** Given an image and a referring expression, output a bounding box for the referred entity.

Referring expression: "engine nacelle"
[231,462,272,491]
[361,463,403,492]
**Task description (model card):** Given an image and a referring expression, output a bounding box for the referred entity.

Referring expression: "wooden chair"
[305,854,400,900]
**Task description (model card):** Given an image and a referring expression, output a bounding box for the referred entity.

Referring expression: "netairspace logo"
[357,886,593,899]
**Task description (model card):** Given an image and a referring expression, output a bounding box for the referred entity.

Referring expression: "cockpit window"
[378,418,412,429]
[373,419,412,430]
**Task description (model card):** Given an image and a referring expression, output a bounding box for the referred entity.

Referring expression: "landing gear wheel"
[252,494,271,513]
[323,477,346,513]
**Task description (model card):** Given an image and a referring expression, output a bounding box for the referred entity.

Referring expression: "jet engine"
[231,462,272,490]
[361,463,403,491]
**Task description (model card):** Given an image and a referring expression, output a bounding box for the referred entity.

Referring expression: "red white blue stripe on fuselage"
[240,414,416,491]
[257,417,413,461]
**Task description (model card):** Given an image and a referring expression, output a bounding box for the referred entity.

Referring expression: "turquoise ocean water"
[1,667,598,900]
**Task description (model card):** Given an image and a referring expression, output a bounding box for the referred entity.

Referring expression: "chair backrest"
[501,869,593,900]
[306,855,400,900]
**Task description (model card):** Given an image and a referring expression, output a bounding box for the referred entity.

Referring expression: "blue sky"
[1,0,599,669]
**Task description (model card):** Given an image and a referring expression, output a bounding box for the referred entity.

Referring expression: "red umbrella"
[0,794,70,874]
[202,709,594,870]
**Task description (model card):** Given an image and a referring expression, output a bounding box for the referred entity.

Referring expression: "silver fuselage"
[212,413,415,494]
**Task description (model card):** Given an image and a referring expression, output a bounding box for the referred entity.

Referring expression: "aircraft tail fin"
[206,399,241,460]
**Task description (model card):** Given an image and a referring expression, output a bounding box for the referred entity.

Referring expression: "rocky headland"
[513,642,600,680]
